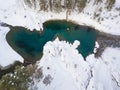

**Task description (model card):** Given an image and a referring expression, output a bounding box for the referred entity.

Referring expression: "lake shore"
[96,31,120,57]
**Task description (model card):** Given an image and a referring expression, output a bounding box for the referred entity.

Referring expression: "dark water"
[6,20,98,61]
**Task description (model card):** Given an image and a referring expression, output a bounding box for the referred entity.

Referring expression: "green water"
[6,20,98,61]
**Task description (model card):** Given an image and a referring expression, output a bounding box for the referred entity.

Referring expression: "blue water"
[6,20,98,61]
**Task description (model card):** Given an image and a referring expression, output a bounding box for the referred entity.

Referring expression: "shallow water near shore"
[6,20,98,61]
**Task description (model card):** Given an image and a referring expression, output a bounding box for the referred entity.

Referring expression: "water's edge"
[1,20,120,79]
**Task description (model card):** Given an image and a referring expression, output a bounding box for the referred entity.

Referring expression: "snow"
[101,48,120,87]
[72,40,80,49]
[0,26,23,69]
[0,0,120,35]
[86,47,120,90]
[0,0,120,90]
[93,42,99,53]
[36,38,91,90]
[32,39,120,90]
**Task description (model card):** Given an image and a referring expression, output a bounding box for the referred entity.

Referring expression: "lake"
[6,20,98,62]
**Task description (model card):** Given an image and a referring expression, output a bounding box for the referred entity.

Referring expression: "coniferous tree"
[49,0,53,11]
[24,0,32,8]
[0,65,40,90]
[77,0,87,12]
[106,0,115,10]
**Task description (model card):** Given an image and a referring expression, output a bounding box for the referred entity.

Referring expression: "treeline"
[24,0,116,12]
[0,65,43,90]
[106,0,116,10]
[24,0,88,12]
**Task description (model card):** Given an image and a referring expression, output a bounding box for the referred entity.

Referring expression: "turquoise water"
[6,20,98,61]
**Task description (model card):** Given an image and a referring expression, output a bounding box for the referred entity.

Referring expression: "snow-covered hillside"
[0,0,120,90]
[31,39,120,90]
[35,39,91,90]
[0,0,120,34]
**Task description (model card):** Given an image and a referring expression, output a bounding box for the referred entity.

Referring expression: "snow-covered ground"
[0,0,120,35]
[32,39,91,90]
[0,26,23,69]
[0,0,120,90]
[86,48,120,90]
[31,39,120,90]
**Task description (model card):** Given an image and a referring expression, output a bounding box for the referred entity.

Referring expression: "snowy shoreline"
[1,0,120,35]
[0,0,120,68]
[0,0,120,69]
[0,26,23,69]
[0,0,120,90]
